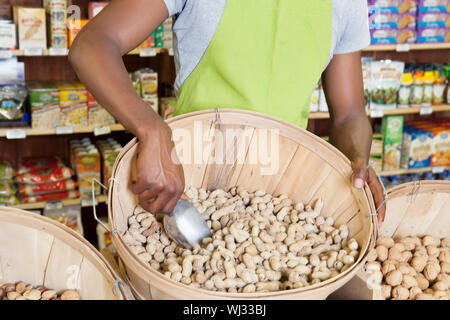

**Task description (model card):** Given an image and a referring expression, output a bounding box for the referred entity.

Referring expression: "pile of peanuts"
[123,187,361,293]
[0,281,80,300]
[365,235,450,300]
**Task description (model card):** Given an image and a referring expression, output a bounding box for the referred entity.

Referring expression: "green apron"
[174,0,332,129]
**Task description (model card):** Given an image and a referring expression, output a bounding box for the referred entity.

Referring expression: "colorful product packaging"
[159,97,177,119]
[28,81,61,129]
[417,27,449,43]
[87,91,115,126]
[398,28,417,43]
[369,12,399,29]
[13,7,47,50]
[88,2,109,19]
[44,0,67,49]
[370,28,398,44]
[398,0,418,14]
[138,69,158,99]
[430,126,450,167]
[371,135,384,155]
[401,125,433,168]
[369,155,383,172]
[70,138,101,198]
[370,60,405,110]
[368,0,400,14]
[96,138,122,187]
[417,12,449,28]
[382,115,404,171]
[44,205,83,235]
[398,12,417,29]
[54,81,88,126]
[68,19,88,47]
[418,0,448,12]
[0,21,16,49]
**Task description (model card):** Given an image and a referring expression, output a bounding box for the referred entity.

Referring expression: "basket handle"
[91,178,122,235]
[112,279,133,300]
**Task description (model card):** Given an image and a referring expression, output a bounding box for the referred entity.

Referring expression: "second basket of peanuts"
[108,110,378,299]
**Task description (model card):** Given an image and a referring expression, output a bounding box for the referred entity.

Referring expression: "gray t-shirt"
[164,0,370,94]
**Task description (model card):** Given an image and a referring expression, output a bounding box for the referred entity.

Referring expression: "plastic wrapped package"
[0,180,15,196]
[44,205,83,235]
[21,190,80,203]
[0,160,14,180]
[0,84,28,121]
[370,60,405,110]
[17,156,64,174]
[18,179,77,196]
[0,195,19,206]
[15,166,74,184]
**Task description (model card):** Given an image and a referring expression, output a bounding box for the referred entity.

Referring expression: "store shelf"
[379,166,449,177]
[308,104,450,120]
[8,47,171,57]
[12,194,107,210]
[363,43,450,52]
[0,123,125,138]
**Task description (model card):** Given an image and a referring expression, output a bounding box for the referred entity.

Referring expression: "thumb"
[352,159,368,189]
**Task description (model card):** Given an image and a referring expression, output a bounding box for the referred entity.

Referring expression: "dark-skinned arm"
[69,0,184,214]
[322,51,386,226]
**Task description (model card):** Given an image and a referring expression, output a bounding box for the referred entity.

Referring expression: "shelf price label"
[24,47,44,56]
[420,106,433,115]
[432,166,445,174]
[94,125,111,136]
[45,201,63,211]
[396,44,410,52]
[6,129,26,139]
[56,126,74,135]
[81,198,98,207]
[139,48,157,57]
[49,47,68,56]
[370,109,384,118]
[0,50,13,59]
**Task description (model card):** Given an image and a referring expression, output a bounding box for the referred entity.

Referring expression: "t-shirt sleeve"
[334,0,371,54]
[163,0,187,16]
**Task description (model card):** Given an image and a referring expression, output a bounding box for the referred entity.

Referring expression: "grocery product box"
[144,97,159,113]
[401,125,433,169]
[54,81,88,126]
[429,127,450,167]
[398,28,417,43]
[68,19,88,47]
[70,138,101,197]
[370,28,398,44]
[369,155,383,172]
[369,12,399,29]
[13,7,46,50]
[45,0,67,49]
[96,139,122,186]
[417,27,449,43]
[418,0,448,12]
[382,116,404,171]
[0,21,16,49]
[418,12,449,28]
[371,135,384,156]
[87,91,115,126]
[368,0,400,14]
[88,2,109,19]
[159,97,177,119]
[398,12,417,29]
[28,81,61,129]
[399,0,418,13]
[139,70,158,98]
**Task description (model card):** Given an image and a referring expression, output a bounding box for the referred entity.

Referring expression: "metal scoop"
[163,199,211,249]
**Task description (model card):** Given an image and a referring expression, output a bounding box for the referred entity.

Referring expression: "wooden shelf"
[10,48,170,57]
[379,166,449,177]
[363,43,450,52]
[309,104,450,120]
[12,194,107,210]
[0,123,125,138]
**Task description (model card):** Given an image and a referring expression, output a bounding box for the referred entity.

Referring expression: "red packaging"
[21,190,80,203]
[19,179,78,196]
[16,166,74,184]
[18,157,64,174]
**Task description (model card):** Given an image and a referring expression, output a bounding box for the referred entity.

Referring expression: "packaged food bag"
[18,179,77,196]
[22,190,80,203]
[17,156,64,174]
[44,205,83,235]
[15,166,74,184]
[370,60,405,110]
[0,160,15,180]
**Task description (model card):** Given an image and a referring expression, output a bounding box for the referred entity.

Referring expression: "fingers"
[367,167,386,228]
[351,159,368,189]
[146,184,180,214]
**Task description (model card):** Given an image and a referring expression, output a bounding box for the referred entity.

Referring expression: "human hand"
[131,119,185,214]
[352,158,386,228]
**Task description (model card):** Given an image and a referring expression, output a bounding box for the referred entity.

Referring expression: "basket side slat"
[0,222,54,286]
[43,237,84,292]
[78,258,116,300]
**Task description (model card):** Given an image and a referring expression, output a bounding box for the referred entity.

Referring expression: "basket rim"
[387,180,450,199]
[108,110,377,298]
[0,207,132,300]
